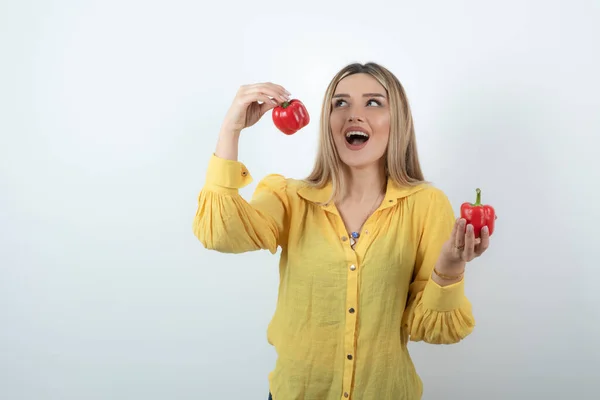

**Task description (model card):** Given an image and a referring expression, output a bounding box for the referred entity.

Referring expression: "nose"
[348,115,365,122]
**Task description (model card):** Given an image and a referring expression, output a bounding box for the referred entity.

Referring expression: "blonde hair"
[305,62,427,202]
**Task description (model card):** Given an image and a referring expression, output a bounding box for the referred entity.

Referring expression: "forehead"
[333,73,386,95]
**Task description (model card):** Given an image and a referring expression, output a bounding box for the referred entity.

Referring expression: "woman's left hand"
[440,218,491,266]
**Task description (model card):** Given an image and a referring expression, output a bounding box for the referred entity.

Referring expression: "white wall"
[1,0,599,399]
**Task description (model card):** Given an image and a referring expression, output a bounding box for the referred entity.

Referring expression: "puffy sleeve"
[192,154,290,254]
[403,188,475,344]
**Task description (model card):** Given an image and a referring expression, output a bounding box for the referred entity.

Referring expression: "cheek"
[373,113,390,130]
[371,113,390,140]
[329,112,345,135]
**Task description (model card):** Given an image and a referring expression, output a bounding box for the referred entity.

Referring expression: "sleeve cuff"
[421,277,467,312]
[204,154,253,193]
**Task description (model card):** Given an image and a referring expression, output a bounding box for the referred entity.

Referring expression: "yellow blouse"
[193,154,475,400]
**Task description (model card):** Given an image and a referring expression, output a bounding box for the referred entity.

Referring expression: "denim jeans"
[268,392,273,400]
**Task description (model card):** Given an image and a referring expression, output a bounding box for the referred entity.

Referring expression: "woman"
[192,62,492,399]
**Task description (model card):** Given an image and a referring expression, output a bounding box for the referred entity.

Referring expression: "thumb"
[259,101,278,117]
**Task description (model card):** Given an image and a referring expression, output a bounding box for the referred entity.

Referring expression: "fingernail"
[482,226,488,233]
[467,224,473,232]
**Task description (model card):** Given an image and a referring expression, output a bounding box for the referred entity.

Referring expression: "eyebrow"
[332,92,387,99]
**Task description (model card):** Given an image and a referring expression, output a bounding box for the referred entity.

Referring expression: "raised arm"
[192,82,292,254]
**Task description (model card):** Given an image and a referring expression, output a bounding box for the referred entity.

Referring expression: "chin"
[337,148,385,169]
[335,137,386,170]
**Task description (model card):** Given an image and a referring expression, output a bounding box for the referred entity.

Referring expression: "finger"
[239,94,278,120]
[454,218,466,251]
[259,99,278,116]
[254,87,289,103]
[241,87,288,104]
[449,217,459,244]
[237,84,285,103]
[447,218,459,257]
[475,226,490,255]
[245,83,290,102]
[463,224,475,261]
[258,82,291,97]
[239,93,277,106]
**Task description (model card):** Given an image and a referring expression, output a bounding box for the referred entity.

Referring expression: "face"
[329,73,390,170]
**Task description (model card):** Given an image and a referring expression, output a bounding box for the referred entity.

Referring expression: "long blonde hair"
[305,62,427,202]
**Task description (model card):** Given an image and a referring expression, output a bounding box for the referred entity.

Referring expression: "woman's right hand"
[221,82,291,134]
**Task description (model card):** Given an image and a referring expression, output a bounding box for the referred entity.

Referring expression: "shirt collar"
[297,178,429,212]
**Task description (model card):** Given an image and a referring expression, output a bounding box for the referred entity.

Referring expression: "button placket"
[337,215,360,399]
[342,256,359,399]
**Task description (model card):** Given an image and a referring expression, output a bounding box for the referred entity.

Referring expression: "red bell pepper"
[460,188,496,238]
[272,99,310,135]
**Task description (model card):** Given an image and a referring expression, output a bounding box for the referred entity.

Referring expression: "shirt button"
[349,308,355,313]
[344,393,349,398]
[349,265,356,271]
[347,354,353,360]
[341,236,348,241]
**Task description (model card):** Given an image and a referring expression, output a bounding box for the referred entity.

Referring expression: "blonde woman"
[193,62,493,399]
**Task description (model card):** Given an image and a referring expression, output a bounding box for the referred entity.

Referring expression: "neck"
[341,162,387,203]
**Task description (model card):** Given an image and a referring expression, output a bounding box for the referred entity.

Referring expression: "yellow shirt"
[193,154,475,400]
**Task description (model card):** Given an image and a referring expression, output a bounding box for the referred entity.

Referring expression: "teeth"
[345,131,369,138]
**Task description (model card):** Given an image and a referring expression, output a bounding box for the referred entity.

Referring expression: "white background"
[1,0,599,399]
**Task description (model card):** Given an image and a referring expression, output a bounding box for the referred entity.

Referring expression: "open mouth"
[345,131,370,146]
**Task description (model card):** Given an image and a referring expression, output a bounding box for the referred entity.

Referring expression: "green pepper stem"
[281,101,290,108]
[474,188,481,206]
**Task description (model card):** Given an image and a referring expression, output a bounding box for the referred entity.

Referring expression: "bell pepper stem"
[281,101,290,108]
[474,188,481,206]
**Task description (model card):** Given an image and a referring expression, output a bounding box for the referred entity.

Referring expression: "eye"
[332,98,383,108]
